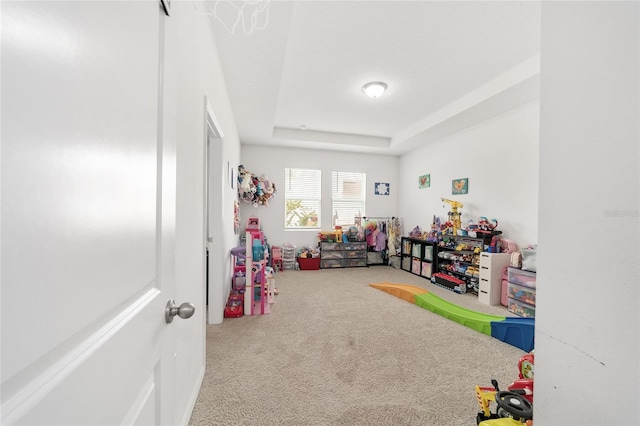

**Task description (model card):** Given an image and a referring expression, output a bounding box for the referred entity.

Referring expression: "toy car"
[224,295,244,318]
[476,352,534,425]
[476,380,533,425]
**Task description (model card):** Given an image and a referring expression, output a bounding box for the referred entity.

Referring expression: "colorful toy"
[224,294,244,318]
[230,245,247,259]
[237,165,276,207]
[500,239,518,254]
[271,246,283,272]
[509,351,535,404]
[475,381,533,425]
[369,283,535,352]
[425,216,441,242]
[233,200,240,234]
[475,352,535,425]
[518,352,534,380]
[441,198,463,235]
[409,225,422,239]
[477,216,499,232]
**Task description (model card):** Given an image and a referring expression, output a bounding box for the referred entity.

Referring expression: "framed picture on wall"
[419,174,430,188]
[452,178,468,195]
[374,182,390,195]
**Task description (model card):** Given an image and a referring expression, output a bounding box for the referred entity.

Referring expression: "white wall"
[398,102,540,248]
[171,1,241,420]
[239,146,398,249]
[536,3,639,425]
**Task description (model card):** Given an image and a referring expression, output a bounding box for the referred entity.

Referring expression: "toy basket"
[297,257,320,270]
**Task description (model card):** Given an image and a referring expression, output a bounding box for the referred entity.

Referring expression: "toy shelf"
[400,237,436,279]
[244,230,272,316]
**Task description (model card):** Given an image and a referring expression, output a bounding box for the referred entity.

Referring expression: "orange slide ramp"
[368,282,428,304]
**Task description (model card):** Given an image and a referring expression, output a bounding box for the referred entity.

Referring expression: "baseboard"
[179,365,206,425]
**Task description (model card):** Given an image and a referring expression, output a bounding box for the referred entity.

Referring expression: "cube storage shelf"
[400,237,435,279]
[401,234,496,294]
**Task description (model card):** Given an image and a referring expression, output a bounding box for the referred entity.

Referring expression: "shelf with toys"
[243,218,275,316]
[434,234,492,295]
[402,199,517,298]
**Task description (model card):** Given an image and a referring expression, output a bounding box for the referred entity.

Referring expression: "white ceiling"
[206,1,541,156]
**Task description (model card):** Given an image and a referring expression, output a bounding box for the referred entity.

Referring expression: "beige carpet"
[189,266,525,426]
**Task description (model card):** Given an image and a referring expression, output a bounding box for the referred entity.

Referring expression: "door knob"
[165,300,196,323]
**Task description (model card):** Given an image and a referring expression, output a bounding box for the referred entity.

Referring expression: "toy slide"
[368,282,428,303]
[414,292,505,336]
[491,317,535,353]
[368,282,534,352]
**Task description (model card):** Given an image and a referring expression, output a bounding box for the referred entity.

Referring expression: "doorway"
[204,99,225,324]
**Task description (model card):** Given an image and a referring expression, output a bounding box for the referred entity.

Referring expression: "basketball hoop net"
[195,0,270,35]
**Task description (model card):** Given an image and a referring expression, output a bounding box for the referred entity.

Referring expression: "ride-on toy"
[475,379,533,425]
[475,351,534,425]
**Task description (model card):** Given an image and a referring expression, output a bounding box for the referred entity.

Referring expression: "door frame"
[203,97,225,325]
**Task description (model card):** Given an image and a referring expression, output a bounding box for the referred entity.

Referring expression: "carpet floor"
[189,266,525,426]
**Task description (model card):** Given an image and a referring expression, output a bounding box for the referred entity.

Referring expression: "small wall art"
[418,174,430,189]
[374,182,390,195]
[452,178,469,195]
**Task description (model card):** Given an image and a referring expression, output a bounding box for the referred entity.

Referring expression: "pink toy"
[230,246,246,259]
[271,246,283,272]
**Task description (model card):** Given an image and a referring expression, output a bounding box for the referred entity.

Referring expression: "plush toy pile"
[237,165,276,207]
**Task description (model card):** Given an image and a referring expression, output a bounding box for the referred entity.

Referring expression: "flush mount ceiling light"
[362,81,388,98]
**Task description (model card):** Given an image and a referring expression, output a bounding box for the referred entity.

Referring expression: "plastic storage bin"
[344,242,367,251]
[421,262,432,278]
[322,251,344,260]
[297,257,320,270]
[282,243,297,270]
[508,298,535,318]
[423,245,433,262]
[508,282,536,306]
[412,258,421,274]
[507,267,537,288]
[345,250,364,259]
[321,242,342,251]
[320,259,342,268]
[402,257,411,271]
[343,258,366,267]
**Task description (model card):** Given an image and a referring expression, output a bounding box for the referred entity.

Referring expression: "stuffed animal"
[236,165,276,206]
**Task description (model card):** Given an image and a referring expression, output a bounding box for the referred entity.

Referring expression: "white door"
[1,2,190,424]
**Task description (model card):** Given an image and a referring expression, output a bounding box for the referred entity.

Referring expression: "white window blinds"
[284,168,321,229]
[331,171,366,227]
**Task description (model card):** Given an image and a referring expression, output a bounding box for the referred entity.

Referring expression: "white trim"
[205,99,224,139]
[178,365,206,425]
[203,96,225,326]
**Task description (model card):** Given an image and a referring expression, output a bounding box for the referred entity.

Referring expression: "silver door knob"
[165,300,196,323]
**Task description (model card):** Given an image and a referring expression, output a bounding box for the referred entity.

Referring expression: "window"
[284,168,321,229]
[331,171,366,227]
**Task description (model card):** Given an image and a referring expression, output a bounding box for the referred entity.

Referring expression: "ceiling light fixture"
[362,81,388,98]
